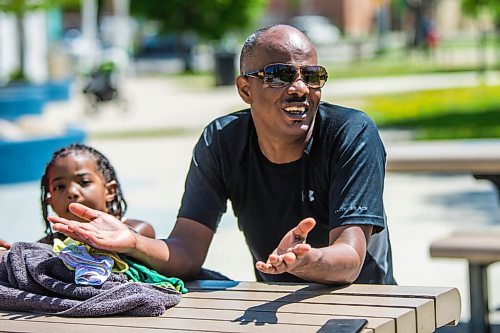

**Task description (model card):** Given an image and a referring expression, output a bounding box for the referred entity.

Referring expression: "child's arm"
[123,218,156,239]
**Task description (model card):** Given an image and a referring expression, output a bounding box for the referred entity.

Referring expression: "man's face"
[238,28,322,140]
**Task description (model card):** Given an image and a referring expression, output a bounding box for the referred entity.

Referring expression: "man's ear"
[105,180,117,203]
[236,75,252,104]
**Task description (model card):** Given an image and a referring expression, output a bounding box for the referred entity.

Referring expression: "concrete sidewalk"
[42,70,500,135]
[3,71,500,327]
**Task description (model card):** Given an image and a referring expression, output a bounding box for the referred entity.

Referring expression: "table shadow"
[232,284,341,326]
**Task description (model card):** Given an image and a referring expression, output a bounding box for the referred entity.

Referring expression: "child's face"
[47,153,116,222]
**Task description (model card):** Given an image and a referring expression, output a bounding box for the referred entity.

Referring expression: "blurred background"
[1,0,498,140]
[0,0,500,330]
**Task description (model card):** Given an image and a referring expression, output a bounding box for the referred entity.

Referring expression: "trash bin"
[214,51,236,86]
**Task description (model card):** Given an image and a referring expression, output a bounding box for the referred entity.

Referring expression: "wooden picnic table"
[430,231,500,333]
[0,280,460,332]
[386,139,500,333]
[385,139,500,200]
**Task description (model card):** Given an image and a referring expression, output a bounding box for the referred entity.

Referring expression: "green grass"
[326,61,482,79]
[362,85,500,140]
[126,44,500,141]
[323,47,499,79]
[167,71,216,90]
[323,35,499,79]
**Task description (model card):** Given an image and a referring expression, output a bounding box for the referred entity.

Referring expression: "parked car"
[288,15,341,46]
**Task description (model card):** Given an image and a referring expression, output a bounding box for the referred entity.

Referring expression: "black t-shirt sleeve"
[328,110,386,232]
[177,125,228,231]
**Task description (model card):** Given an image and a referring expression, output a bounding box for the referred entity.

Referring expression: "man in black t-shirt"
[49,24,395,285]
[179,101,395,284]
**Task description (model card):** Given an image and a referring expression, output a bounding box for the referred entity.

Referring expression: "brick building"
[263,0,385,37]
[262,0,481,39]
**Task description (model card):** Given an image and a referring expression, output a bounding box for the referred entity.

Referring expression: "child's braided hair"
[40,143,127,239]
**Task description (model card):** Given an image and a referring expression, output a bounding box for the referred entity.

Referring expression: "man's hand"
[255,218,316,274]
[48,202,136,253]
[0,238,11,256]
[0,239,12,250]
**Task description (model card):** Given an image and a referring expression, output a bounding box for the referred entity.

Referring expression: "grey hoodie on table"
[0,242,181,317]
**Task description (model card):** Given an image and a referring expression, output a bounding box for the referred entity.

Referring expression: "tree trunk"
[16,12,26,81]
[477,28,487,73]
[176,32,194,73]
[496,23,500,70]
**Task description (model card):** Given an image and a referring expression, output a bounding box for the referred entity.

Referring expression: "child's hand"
[49,203,137,253]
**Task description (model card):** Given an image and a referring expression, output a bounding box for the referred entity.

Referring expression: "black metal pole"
[468,263,490,333]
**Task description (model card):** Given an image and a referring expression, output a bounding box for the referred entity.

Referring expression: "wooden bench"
[0,280,460,332]
[385,139,500,202]
[430,231,500,333]
[386,139,500,332]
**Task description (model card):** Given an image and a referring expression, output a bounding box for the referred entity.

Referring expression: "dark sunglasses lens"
[302,66,328,88]
[264,65,296,87]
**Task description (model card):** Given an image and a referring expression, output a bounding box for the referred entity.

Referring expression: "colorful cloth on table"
[53,238,128,286]
[58,243,114,285]
[0,242,181,317]
[122,256,188,294]
[53,238,128,272]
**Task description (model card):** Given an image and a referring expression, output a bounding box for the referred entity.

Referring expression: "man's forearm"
[127,235,201,280]
[291,245,364,284]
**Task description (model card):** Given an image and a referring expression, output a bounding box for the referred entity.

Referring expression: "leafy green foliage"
[7,68,28,82]
[461,0,500,24]
[0,0,79,84]
[130,0,266,41]
[363,85,500,139]
[0,0,78,14]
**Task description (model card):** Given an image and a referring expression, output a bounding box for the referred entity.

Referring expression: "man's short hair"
[239,24,313,73]
[239,25,278,73]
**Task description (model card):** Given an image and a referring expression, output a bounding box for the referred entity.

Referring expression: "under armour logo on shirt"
[302,190,315,202]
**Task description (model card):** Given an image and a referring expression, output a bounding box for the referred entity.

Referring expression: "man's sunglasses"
[243,63,328,88]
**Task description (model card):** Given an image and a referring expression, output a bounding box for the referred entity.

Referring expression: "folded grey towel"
[0,242,181,316]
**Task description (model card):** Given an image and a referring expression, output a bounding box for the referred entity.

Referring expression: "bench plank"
[385,140,500,174]
[430,234,500,264]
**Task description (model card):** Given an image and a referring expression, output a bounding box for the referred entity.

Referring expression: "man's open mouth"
[283,106,308,119]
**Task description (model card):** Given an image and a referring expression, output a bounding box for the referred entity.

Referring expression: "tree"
[461,0,500,21]
[0,0,78,82]
[461,0,500,69]
[130,0,266,72]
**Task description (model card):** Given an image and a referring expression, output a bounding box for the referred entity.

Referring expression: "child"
[39,143,155,244]
[5,143,222,282]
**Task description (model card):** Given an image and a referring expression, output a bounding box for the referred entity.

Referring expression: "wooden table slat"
[162,307,394,333]
[178,297,417,333]
[0,281,461,333]
[0,315,371,333]
[186,280,461,327]
[185,290,434,333]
